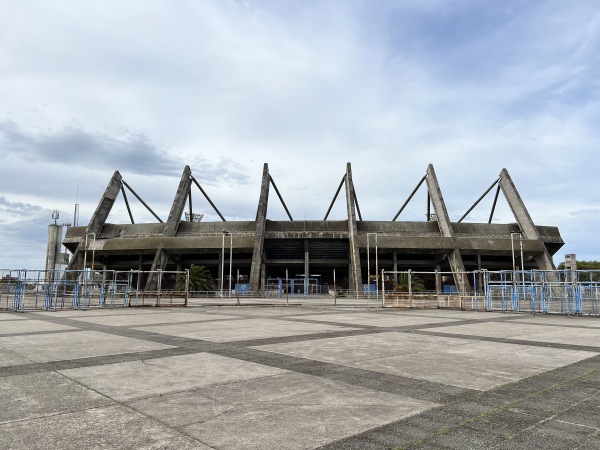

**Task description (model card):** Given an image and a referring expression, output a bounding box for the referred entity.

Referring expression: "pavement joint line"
[0,347,201,378]
[320,363,599,449]
[3,307,600,449]
[0,329,83,338]
[209,346,479,401]
[53,371,218,449]
[411,329,600,352]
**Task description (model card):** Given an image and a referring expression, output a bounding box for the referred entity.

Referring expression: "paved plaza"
[0,302,598,449]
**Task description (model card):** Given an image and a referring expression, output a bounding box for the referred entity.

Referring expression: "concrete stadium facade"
[62,163,563,293]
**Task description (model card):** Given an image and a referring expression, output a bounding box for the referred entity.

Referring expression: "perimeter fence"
[1,269,188,311]
[381,269,600,316]
[2,268,599,315]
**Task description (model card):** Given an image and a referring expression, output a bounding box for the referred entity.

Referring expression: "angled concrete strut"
[67,170,123,271]
[425,164,470,293]
[249,163,270,291]
[345,163,363,292]
[499,168,556,272]
[145,166,192,291]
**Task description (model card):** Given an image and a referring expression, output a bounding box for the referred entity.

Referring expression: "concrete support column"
[146,166,192,291]
[393,252,398,284]
[426,164,470,293]
[499,168,556,272]
[250,164,270,291]
[304,240,309,277]
[345,163,362,293]
[67,171,122,271]
[435,265,442,295]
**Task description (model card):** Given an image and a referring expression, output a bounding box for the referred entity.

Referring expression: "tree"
[395,272,426,292]
[557,260,600,282]
[175,265,215,292]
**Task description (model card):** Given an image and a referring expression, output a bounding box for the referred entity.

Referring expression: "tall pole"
[520,233,525,292]
[286,267,289,305]
[367,235,371,296]
[236,268,240,305]
[228,233,233,298]
[375,234,379,299]
[333,268,336,306]
[367,232,378,297]
[89,232,96,279]
[510,232,517,289]
[220,231,225,297]
[83,234,88,274]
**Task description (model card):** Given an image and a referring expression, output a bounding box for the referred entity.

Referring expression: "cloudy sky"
[1,0,599,269]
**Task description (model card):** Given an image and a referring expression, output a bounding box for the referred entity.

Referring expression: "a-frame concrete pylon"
[499,168,556,272]
[249,164,270,291]
[425,164,470,293]
[345,163,363,293]
[145,166,193,291]
[67,170,123,271]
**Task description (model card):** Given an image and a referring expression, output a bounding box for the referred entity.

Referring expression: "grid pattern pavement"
[0,305,598,449]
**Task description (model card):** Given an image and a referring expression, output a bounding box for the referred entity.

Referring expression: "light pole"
[83,232,96,275]
[82,232,95,309]
[367,233,378,298]
[228,232,233,298]
[510,232,523,289]
[221,231,232,297]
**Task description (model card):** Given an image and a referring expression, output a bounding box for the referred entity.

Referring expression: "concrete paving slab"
[68,311,236,327]
[128,372,438,431]
[427,322,600,347]
[256,331,472,365]
[0,348,33,367]
[0,313,26,321]
[0,405,209,450]
[2,306,599,449]
[346,341,597,390]
[207,306,313,316]
[258,333,597,390]
[0,319,76,335]
[0,330,173,363]
[178,372,437,450]
[32,307,182,318]
[60,352,288,401]
[137,318,356,342]
[290,311,459,327]
[514,315,600,328]
[0,372,113,422]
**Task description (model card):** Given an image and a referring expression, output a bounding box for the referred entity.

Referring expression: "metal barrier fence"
[1,269,188,311]
[382,269,600,316]
[3,268,599,315]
